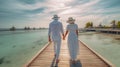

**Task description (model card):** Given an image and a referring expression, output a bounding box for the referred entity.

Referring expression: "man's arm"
[48,24,51,42]
[60,23,64,39]
[48,35,51,42]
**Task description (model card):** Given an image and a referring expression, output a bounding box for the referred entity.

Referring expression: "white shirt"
[48,20,64,41]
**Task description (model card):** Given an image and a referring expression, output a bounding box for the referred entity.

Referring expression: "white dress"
[67,24,79,60]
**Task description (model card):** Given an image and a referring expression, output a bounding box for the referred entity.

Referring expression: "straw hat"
[67,17,75,23]
[52,14,60,19]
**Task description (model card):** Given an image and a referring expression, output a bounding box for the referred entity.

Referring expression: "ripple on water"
[0,57,5,64]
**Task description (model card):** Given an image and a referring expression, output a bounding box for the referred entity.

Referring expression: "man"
[48,14,64,63]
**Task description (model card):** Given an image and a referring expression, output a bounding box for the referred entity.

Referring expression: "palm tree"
[111,20,116,29]
[10,26,16,31]
[117,21,120,28]
[99,23,102,28]
[85,22,93,28]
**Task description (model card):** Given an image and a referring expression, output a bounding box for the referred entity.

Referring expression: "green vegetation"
[24,27,31,30]
[117,21,120,28]
[85,22,93,28]
[85,20,120,29]
[111,20,116,29]
[8,26,48,31]
[111,20,120,28]
[10,26,16,31]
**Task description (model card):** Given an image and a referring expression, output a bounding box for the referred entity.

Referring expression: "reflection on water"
[0,30,48,67]
[79,32,120,67]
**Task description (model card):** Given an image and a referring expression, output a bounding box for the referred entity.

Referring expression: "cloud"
[0,0,120,28]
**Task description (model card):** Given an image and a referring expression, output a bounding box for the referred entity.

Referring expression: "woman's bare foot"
[70,59,73,62]
[72,60,76,64]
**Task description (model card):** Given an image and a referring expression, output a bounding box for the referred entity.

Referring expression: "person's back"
[49,20,63,41]
[67,24,78,32]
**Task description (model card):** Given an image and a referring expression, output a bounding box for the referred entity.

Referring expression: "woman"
[63,17,79,64]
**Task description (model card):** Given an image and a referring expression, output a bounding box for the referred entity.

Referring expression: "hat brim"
[67,20,75,24]
[52,17,60,19]
[67,19,75,22]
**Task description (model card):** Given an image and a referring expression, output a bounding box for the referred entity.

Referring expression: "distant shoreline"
[0,28,48,31]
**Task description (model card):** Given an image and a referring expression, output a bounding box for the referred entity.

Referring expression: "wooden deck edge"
[79,40,115,67]
[23,42,51,67]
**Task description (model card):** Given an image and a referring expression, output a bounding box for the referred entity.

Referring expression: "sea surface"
[79,32,120,67]
[0,30,48,67]
[0,30,120,67]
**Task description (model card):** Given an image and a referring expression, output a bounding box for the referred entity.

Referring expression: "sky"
[0,0,120,28]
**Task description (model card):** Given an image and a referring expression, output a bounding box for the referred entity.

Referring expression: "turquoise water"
[79,32,120,67]
[0,30,48,67]
[0,30,120,67]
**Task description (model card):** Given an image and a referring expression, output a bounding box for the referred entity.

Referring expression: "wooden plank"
[24,40,114,67]
[80,41,115,67]
[24,43,50,67]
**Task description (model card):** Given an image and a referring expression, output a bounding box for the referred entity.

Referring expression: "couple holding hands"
[48,15,79,64]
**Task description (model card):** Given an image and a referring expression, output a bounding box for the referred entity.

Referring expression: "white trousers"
[53,39,61,59]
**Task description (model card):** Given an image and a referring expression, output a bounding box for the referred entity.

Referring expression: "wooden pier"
[24,40,114,67]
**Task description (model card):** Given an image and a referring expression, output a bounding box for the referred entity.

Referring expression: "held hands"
[63,35,66,40]
[63,31,68,40]
[63,36,65,40]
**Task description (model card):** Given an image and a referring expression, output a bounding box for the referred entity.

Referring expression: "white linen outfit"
[67,24,79,60]
[48,20,64,59]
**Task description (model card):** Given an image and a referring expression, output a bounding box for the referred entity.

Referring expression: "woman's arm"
[76,30,78,37]
[76,24,79,37]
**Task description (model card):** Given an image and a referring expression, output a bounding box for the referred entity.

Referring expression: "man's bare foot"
[54,54,56,57]
[56,59,59,63]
